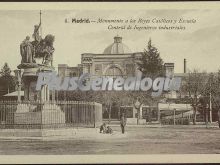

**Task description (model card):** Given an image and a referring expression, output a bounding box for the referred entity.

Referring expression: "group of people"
[99,123,113,134]
[100,113,127,134]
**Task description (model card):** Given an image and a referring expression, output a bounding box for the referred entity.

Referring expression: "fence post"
[40,100,43,129]
[93,102,96,128]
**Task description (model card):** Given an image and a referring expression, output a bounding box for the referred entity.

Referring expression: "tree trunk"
[218,109,220,128]
[108,104,111,124]
[193,106,197,125]
[205,107,208,128]
[149,108,152,123]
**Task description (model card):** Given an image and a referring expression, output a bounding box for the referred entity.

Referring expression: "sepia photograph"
[0,2,220,164]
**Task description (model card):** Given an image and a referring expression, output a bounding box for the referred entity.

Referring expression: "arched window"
[105,66,123,78]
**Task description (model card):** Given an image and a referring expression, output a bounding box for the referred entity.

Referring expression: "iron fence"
[161,113,193,125]
[0,100,102,129]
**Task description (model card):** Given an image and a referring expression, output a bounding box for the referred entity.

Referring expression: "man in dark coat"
[120,113,127,134]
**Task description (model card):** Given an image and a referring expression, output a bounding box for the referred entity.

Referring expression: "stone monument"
[15,11,65,128]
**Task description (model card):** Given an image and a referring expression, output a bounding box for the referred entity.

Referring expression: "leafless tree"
[207,71,220,128]
[181,69,208,125]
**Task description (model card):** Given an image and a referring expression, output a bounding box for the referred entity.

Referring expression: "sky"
[0,9,220,74]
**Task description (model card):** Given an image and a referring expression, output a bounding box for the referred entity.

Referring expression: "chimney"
[184,59,186,73]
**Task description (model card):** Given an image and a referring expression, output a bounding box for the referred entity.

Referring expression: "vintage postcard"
[0,1,220,164]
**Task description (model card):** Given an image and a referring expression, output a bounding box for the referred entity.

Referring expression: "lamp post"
[206,103,209,128]
[209,73,213,123]
[14,69,22,102]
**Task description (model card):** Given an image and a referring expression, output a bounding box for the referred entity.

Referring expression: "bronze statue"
[32,24,41,43]
[34,34,55,65]
[19,10,55,67]
[20,36,35,64]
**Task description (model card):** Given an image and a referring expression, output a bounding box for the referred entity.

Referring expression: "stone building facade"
[58,35,176,124]
[81,36,142,78]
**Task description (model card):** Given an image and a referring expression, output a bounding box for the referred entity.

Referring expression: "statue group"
[20,23,55,66]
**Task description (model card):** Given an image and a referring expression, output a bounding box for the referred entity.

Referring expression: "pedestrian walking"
[120,113,127,134]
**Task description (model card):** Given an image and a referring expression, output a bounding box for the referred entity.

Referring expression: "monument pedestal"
[41,103,65,127]
[14,103,65,128]
[14,65,66,128]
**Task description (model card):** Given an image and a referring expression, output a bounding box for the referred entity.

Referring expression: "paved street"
[0,126,220,154]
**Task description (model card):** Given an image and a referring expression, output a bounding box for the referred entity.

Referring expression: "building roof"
[158,103,193,111]
[103,36,132,54]
[3,91,24,97]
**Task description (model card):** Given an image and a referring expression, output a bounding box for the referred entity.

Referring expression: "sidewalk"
[0,127,128,141]
[108,123,219,128]
[0,123,219,141]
